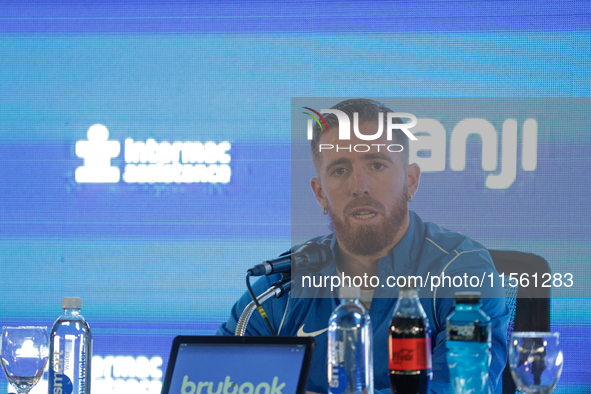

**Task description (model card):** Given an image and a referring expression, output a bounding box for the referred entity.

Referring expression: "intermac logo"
[75,124,231,185]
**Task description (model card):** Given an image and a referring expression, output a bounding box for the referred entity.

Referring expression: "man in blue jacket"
[218,99,509,394]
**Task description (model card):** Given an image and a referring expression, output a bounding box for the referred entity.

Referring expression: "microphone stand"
[235,274,292,336]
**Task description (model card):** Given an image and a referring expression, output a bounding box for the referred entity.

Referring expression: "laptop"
[161,336,316,394]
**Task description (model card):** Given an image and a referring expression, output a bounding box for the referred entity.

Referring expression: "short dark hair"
[310,98,409,173]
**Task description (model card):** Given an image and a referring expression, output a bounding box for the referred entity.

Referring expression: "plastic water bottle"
[48,297,92,394]
[446,292,491,394]
[328,286,374,394]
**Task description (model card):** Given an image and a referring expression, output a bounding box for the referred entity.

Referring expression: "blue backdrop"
[0,1,589,393]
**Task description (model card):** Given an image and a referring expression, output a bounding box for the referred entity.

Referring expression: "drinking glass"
[509,332,563,393]
[1,327,49,394]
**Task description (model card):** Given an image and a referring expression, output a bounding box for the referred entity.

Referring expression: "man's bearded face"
[327,183,408,256]
[311,121,413,257]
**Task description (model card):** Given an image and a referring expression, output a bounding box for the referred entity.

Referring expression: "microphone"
[248,242,333,276]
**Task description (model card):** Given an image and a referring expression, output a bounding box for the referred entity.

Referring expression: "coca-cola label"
[388,338,432,371]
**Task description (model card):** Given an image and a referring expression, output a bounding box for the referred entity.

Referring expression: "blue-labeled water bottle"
[328,286,374,394]
[48,297,92,394]
[446,292,491,394]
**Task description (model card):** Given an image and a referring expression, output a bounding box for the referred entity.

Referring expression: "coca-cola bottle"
[389,283,432,394]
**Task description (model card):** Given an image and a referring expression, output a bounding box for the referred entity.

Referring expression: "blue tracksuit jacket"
[218,211,509,394]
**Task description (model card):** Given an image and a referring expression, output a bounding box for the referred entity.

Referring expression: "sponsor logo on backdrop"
[75,124,231,185]
[75,124,121,183]
[409,118,537,189]
[18,355,163,394]
[92,355,163,394]
[303,108,537,189]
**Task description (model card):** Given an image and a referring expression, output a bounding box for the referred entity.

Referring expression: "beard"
[327,186,409,257]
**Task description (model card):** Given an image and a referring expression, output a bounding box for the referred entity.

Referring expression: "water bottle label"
[388,338,432,371]
[447,323,490,342]
[57,375,73,394]
[49,350,74,394]
[328,365,349,394]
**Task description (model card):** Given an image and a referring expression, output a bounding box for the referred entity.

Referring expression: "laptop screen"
[162,337,315,394]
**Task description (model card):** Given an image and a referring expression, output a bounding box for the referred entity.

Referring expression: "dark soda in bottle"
[389,283,432,394]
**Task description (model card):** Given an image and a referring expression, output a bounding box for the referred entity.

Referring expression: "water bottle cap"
[454,291,481,304]
[339,285,360,299]
[62,297,82,309]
